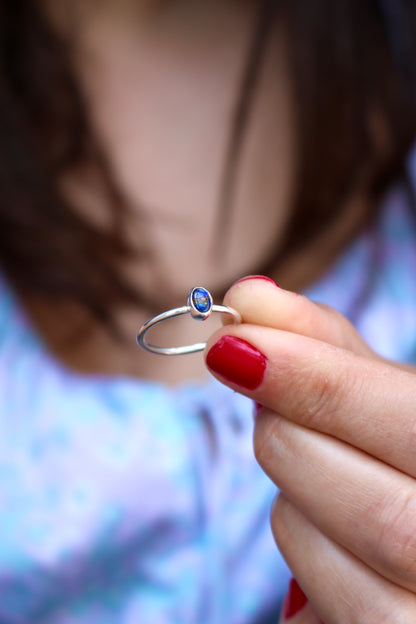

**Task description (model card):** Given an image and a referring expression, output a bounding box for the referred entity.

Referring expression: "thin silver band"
[136,287,241,355]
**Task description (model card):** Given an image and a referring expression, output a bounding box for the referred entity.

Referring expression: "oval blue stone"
[192,288,211,313]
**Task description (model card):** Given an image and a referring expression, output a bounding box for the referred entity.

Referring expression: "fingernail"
[206,336,267,390]
[234,275,280,287]
[283,578,308,620]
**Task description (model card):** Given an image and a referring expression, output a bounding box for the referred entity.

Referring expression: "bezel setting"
[187,287,213,320]
[137,285,241,355]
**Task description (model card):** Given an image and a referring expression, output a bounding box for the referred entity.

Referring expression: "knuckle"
[253,413,286,471]
[269,493,287,537]
[375,490,416,584]
[252,422,268,467]
[295,350,355,430]
[253,413,275,468]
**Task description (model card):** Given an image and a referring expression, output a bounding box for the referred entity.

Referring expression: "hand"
[205,276,416,623]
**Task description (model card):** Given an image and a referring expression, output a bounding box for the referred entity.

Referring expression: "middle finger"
[205,324,416,477]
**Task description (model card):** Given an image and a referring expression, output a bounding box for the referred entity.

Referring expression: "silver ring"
[136,286,242,355]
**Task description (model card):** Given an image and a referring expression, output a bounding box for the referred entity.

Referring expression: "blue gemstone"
[192,288,211,313]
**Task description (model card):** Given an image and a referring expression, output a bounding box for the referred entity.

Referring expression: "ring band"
[136,286,242,355]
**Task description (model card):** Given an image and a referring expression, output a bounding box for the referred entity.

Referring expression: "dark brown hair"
[278,0,416,260]
[0,0,147,328]
[1,0,416,327]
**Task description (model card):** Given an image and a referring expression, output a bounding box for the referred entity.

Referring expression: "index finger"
[205,323,416,478]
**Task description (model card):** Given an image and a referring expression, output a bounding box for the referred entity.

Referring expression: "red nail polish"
[284,578,308,619]
[234,275,280,287]
[253,401,263,417]
[206,336,266,390]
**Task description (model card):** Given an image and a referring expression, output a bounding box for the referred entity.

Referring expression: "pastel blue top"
[1,150,416,623]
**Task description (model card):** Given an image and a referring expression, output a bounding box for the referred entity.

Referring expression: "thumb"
[224,276,375,358]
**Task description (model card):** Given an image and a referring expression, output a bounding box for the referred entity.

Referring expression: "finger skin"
[272,494,416,624]
[225,277,416,372]
[254,409,416,593]
[205,322,416,478]
[208,279,416,606]
[224,279,375,357]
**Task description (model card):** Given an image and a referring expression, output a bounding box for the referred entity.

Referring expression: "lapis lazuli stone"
[192,288,211,313]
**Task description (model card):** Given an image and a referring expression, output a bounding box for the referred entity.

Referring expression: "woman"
[1,0,416,622]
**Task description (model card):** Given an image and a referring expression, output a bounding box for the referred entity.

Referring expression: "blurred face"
[72,0,295,305]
